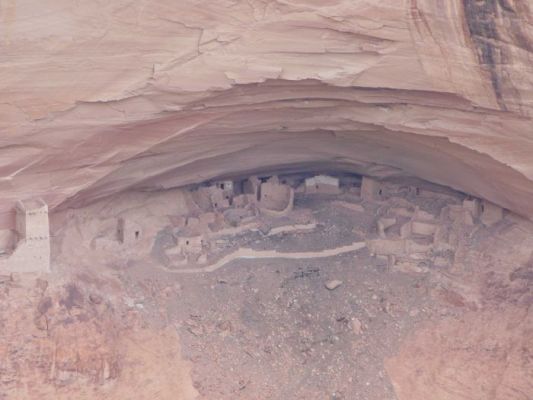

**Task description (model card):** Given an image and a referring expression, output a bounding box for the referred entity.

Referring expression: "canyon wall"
[1,0,533,227]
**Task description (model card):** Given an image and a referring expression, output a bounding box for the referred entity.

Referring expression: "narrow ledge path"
[160,241,367,274]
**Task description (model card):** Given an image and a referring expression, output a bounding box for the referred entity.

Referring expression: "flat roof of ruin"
[15,198,47,212]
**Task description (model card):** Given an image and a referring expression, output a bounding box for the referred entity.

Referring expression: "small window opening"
[135,231,140,239]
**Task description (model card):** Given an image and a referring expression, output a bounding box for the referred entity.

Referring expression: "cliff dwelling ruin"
[1,1,532,400]
[1,169,530,399]
[0,199,50,273]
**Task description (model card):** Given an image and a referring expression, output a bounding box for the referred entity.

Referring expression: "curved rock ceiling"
[1,0,533,228]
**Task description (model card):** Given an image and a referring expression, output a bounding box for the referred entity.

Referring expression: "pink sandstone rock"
[0,0,532,230]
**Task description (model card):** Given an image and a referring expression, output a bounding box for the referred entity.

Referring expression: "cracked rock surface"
[1,0,533,228]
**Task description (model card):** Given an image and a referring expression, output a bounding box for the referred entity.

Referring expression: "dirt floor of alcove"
[1,181,531,400]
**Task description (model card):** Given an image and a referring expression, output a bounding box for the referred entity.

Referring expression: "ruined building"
[1,1,533,400]
[0,199,50,273]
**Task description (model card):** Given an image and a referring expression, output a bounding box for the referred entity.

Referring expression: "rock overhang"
[1,0,532,226]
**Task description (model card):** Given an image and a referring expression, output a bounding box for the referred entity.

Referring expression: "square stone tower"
[117,217,142,245]
[16,199,49,240]
[6,198,51,272]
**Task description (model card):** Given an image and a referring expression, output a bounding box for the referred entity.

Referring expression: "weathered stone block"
[117,217,142,245]
[305,175,341,195]
[361,177,382,201]
[480,201,504,226]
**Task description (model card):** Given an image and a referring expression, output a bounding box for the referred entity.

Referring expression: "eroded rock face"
[0,277,197,400]
[386,305,533,400]
[1,0,532,227]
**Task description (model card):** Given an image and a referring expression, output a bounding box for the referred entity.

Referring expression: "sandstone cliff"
[1,0,532,227]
